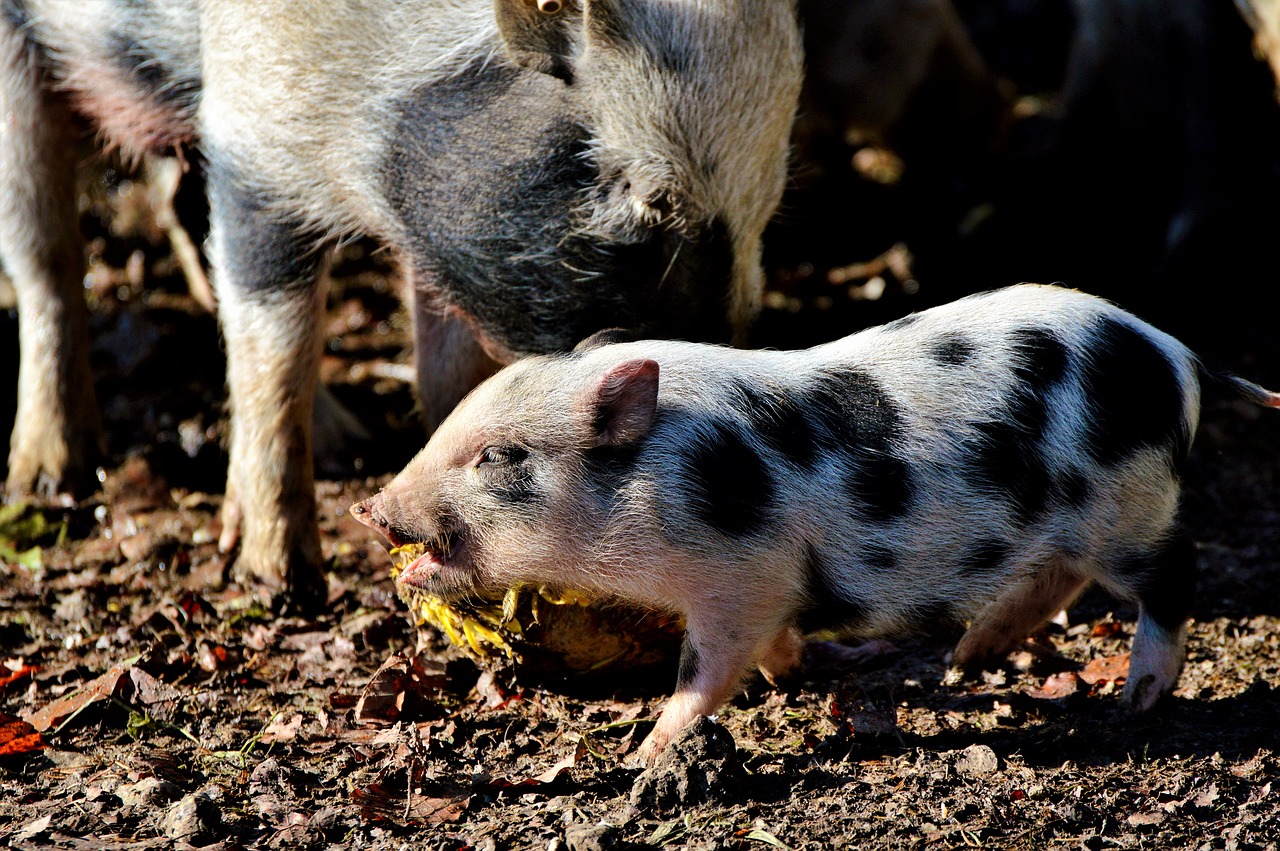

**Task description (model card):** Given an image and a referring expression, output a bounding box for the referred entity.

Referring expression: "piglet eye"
[478,445,527,467]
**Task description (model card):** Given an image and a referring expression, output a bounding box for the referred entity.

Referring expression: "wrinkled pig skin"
[0,0,804,606]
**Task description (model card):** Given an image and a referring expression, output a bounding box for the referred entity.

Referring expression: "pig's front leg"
[1,28,102,499]
[635,612,778,766]
[206,155,329,611]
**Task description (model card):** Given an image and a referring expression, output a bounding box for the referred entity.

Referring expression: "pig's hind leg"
[1103,530,1195,713]
[951,557,1090,668]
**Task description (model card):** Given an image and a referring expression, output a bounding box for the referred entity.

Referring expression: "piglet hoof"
[632,733,667,768]
[1119,673,1170,714]
[5,457,99,506]
[217,496,243,555]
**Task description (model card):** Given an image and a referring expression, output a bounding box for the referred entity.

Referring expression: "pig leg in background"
[1112,529,1196,712]
[411,284,503,434]
[1,26,103,500]
[754,627,900,683]
[951,559,1090,668]
[141,156,371,468]
[757,626,806,685]
[311,382,372,477]
[145,156,216,314]
[207,162,330,610]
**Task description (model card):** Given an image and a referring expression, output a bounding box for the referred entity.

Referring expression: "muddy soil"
[5,8,1280,850]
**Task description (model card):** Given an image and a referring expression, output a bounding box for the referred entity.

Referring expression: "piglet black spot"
[963,325,1069,526]
[859,543,899,573]
[968,418,1051,526]
[206,154,323,296]
[796,544,869,635]
[930,332,977,366]
[1080,317,1187,466]
[737,380,818,468]
[958,538,1011,575]
[683,418,774,537]
[1054,468,1093,509]
[1009,327,1070,395]
[846,453,916,523]
[807,368,915,522]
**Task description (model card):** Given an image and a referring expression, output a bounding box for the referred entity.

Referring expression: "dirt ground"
[5,5,1280,850]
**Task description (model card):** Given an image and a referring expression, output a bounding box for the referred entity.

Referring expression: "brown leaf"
[0,712,45,757]
[196,643,238,673]
[0,663,40,691]
[534,752,578,784]
[1029,671,1080,700]
[1126,810,1166,827]
[261,713,307,744]
[22,663,129,732]
[1080,653,1130,686]
[354,652,448,726]
[1193,783,1220,808]
[351,782,469,824]
[120,668,185,724]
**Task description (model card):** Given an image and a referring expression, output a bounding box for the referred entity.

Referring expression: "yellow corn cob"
[390,542,593,660]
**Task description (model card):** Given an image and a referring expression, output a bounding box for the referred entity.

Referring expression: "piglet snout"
[349,494,404,546]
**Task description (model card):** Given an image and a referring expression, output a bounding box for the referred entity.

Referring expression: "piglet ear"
[589,359,659,447]
[494,0,576,80]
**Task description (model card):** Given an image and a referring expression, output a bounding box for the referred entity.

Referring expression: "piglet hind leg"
[757,626,806,686]
[951,558,1090,669]
[1115,531,1196,713]
[206,157,330,612]
[1,27,103,499]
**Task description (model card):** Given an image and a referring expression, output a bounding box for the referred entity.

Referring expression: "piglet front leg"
[634,611,779,765]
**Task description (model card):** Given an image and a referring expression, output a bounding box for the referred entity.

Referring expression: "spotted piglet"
[351,283,1280,764]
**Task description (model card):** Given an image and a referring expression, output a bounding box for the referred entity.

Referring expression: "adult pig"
[0,0,804,607]
[351,283,1280,763]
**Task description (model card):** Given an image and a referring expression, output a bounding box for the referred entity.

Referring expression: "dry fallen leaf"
[0,712,45,758]
[0,662,39,691]
[1127,810,1166,827]
[351,781,469,825]
[261,712,307,744]
[1080,653,1130,686]
[354,652,450,725]
[22,663,129,733]
[1029,671,1080,700]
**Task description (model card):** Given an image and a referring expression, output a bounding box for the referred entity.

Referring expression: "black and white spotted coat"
[358,283,1279,763]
